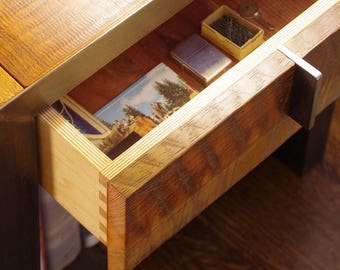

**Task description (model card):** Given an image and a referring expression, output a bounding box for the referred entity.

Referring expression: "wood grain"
[0,67,22,106]
[0,0,153,87]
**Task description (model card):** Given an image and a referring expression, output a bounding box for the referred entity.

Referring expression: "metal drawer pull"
[278,45,322,130]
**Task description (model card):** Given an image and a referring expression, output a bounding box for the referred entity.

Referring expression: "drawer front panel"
[107,51,296,269]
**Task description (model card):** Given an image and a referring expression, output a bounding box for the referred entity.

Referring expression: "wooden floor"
[67,100,340,270]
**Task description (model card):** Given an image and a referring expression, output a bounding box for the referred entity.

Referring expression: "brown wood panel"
[0,116,40,270]
[138,112,340,270]
[0,67,22,106]
[137,101,340,270]
[308,31,339,114]
[0,0,151,87]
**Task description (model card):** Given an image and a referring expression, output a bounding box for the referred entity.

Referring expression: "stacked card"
[171,34,231,84]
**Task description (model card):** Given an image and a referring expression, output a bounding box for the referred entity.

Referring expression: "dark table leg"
[275,103,335,175]
[0,116,40,270]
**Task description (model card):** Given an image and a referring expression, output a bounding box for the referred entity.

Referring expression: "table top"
[0,67,23,106]
[0,0,152,114]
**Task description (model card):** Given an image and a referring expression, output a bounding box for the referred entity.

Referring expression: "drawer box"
[37,1,339,269]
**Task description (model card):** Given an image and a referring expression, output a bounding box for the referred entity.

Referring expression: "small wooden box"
[201,5,264,60]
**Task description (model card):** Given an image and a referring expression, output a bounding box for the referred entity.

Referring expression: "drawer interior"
[38,0,324,257]
[69,0,316,112]
[64,0,315,159]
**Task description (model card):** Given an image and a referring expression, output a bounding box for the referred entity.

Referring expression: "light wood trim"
[0,67,22,107]
[284,2,340,59]
[0,0,192,116]
[38,107,111,243]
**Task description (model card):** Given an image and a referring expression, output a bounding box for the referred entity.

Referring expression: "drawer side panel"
[38,107,110,243]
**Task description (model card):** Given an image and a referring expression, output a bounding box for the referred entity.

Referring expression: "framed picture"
[54,63,196,158]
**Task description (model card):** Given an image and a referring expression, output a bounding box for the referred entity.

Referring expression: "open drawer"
[37,0,339,269]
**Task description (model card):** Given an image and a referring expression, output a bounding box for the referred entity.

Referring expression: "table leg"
[275,103,335,175]
[0,116,40,270]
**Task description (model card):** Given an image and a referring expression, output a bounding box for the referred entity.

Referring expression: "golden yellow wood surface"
[0,68,22,107]
[0,0,153,87]
[38,108,111,244]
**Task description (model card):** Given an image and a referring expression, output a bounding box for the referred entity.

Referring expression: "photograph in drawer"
[54,63,197,160]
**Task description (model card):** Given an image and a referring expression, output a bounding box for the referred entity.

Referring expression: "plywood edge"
[102,0,337,191]
[38,107,111,169]
[97,173,110,245]
[0,67,23,107]
[38,106,111,243]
